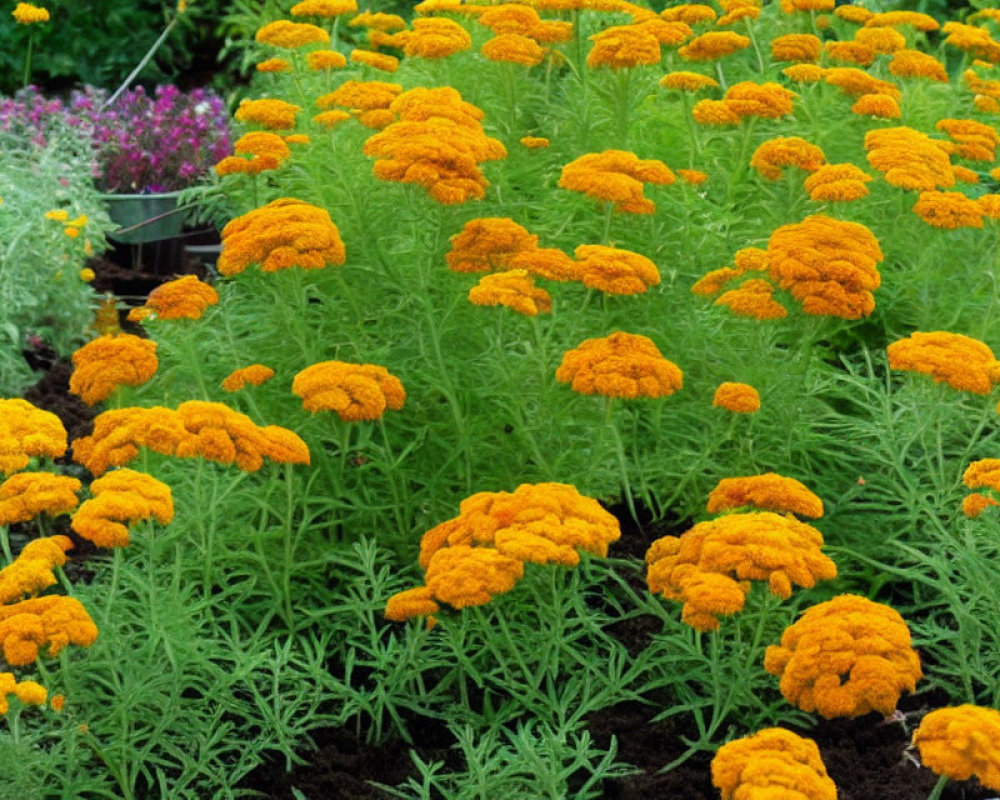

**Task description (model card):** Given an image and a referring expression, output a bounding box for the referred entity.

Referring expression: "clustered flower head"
[395,17,473,60]
[351,49,400,72]
[694,82,796,126]
[349,11,407,31]
[363,87,506,204]
[865,127,955,192]
[573,244,660,295]
[234,98,301,131]
[482,33,546,67]
[936,118,1000,162]
[70,469,174,548]
[825,40,876,67]
[0,595,98,666]
[0,536,73,605]
[750,137,826,181]
[72,402,310,476]
[714,279,788,320]
[218,198,346,276]
[646,511,836,630]
[865,10,939,32]
[68,334,159,406]
[825,67,900,99]
[559,150,675,214]
[963,459,1000,519]
[12,3,49,24]
[711,728,837,800]
[661,4,717,24]
[385,483,620,620]
[446,217,577,281]
[890,49,948,82]
[659,71,719,92]
[222,365,276,393]
[292,361,405,422]
[556,332,683,399]
[127,275,219,323]
[317,79,403,128]
[945,22,1000,63]
[586,25,661,69]
[679,31,750,61]
[291,0,357,16]
[215,131,292,176]
[477,3,572,42]
[706,473,824,518]
[804,163,873,203]
[913,705,1000,791]
[712,382,761,413]
[887,331,1000,394]
[766,214,883,319]
[255,19,331,48]
[770,33,822,63]
[0,673,47,714]
[912,191,984,230]
[764,594,922,718]
[0,473,80,526]
[0,400,67,476]
[468,270,553,316]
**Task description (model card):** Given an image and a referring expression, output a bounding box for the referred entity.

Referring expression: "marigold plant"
[234,98,301,130]
[255,19,331,49]
[764,594,922,718]
[0,595,98,666]
[0,473,80,526]
[706,473,823,518]
[556,332,683,399]
[712,382,760,413]
[713,279,788,320]
[804,163,873,203]
[128,275,219,322]
[397,17,473,60]
[865,127,954,191]
[0,673,47,715]
[573,244,660,295]
[0,400,67,476]
[292,361,406,422]
[887,331,1000,394]
[468,270,552,316]
[68,334,159,406]
[586,25,661,69]
[711,728,837,800]
[912,191,984,230]
[913,705,1000,792]
[559,150,675,214]
[0,536,73,606]
[221,365,276,393]
[678,31,750,61]
[750,137,825,181]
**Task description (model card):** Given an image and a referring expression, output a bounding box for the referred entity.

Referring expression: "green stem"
[0,526,12,563]
[926,774,948,800]
[23,33,34,88]
[605,398,639,525]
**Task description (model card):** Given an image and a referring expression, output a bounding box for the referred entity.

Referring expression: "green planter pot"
[101,190,186,244]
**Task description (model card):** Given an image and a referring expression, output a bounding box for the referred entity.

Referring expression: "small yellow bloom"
[79,268,95,282]
[44,209,68,221]
[64,227,80,239]
[12,3,49,24]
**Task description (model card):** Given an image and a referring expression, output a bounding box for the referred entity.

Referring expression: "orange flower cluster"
[559,150,675,214]
[0,536,73,605]
[851,93,900,119]
[292,361,405,421]
[659,70,719,92]
[964,459,1000,495]
[72,402,310,476]
[234,98,301,130]
[865,10,939,31]
[520,135,549,149]
[750,137,826,180]
[677,168,708,185]
[936,118,1000,162]
[222,365,276,393]
[255,19,330,48]
[770,33,821,63]
[661,4,716,24]
[635,18,693,46]
[476,4,571,42]
[217,198,346,276]
[127,275,219,323]
[711,728,837,800]
[291,0,357,16]
[766,214,883,319]
[573,244,661,295]
[468,270,552,316]
[350,49,400,72]
[307,49,347,70]
[889,49,948,82]
[447,218,577,281]
[692,99,742,126]
[804,163,873,203]
[715,279,788,320]
[256,57,290,73]
[825,41,875,67]
[646,511,837,631]
[912,191,984,229]
[349,11,406,31]
[712,382,761,413]
[888,331,1000,394]
[913,706,1000,791]
[945,23,1000,63]
[835,4,873,23]
[395,17,472,59]
[556,332,683,399]
[71,469,173,548]
[0,472,80,525]
[586,25,661,69]
[69,334,158,406]
[385,483,620,619]
[824,67,900,99]
[317,79,403,128]
[780,0,833,11]
[707,473,824,518]
[764,594,922,718]
[216,131,292,177]
[0,595,98,665]
[0,673,47,714]
[0,400,67,476]
[482,33,545,66]
[363,87,506,204]
[678,31,749,61]
[783,64,826,84]
[854,26,905,54]
[963,492,999,519]
[865,127,955,191]
[724,81,797,121]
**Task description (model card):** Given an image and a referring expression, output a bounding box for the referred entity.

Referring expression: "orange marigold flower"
[889,332,1000,394]
[780,0,834,11]
[307,49,348,70]
[292,361,405,422]
[468,269,552,316]
[825,67,900,99]
[963,492,999,518]
[712,382,760,413]
[556,332,683,399]
[218,198,346,276]
[945,24,1000,64]
[69,334,158,406]
[936,118,1000,162]
[646,512,837,630]
[222,365,276,393]
[398,17,473,59]
[559,150,675,214]
[349,11,406,31]
[635,18,693,46]
[0,536,73,605]
[834,4,873,24]
[980,194,1000,219]
[750,136,826,180]
[424,545,524,608]
[257,58,291,73]
[692,267,740,296]
[890,49,948,82]
[707,473,823,517]
[235,130,292,163]
[586,25,661,70]
[659,70,719,91]
[131,275,219,321]
[447,217,538,272]
[804,162,873,202]
[507,248,579,282]
[0,400,67,475]
[0,473,80,526]
[351,49,400,72]
[851,93,901,119]
[734,247,768,273]
[964,459,1000,493]
[712,729,836,800]
[520,135,549,149]
[482,33,545,66]
[677,168,708,185]
[714,278,788,319]
[678,31,750,61]
[912,191,984,230]
[865,127,954,191]
[234,98,301,130]
[384,586,440,621]
[692,98,742,125]
[255,20,330,48]
[0,595,97,665]
[0,673,48,714]
[716,6,758,26]
[782,64,826,84]
[573,244,660,295]
[70,469,173,548]
[865,10,939,31]
[764,594,922,718]
[913,706,1000,791]
[854,26,906,55]
[290,0,357,16]
[767,214,883,319]
[661,4,717,25]
[952,165,979,184]
[824,40,875,67]
[771,33,821,63]
[318,80,403,112]
[724,81,796,120]
[313,110,352,128]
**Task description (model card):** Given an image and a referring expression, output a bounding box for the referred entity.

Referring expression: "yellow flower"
[349,11,407,31]
[865,126,954,191]
[712,382,760,413]
[0,400,67,476]
[913,706,1000,791]
[79,268,95,282]
[586,25,662,70]
[350,49,400,72]
[0,596,97,665]
[890,49,949,82]
[397,17,473,60]
[255,19,330,48]
[468,269,552,316]
[256,58,291,73]
[482,33,546,67]
[0,536,73,605]
[712,729,836,800]
[707,473,823,517]
[520,135,549,149]
[782,64,826,84]
[221,365,276,393]
[0,674,48,714]
[677,168,708,185]
[290,0,357,16]
[889,333,1000,394]
[234,98,301,130]
[573,244,661,295]
[44,209,68,222]
[714,278,788,320]
[556,332,683,399]
[750,136,825,180]
[70,468,173,548]
[851,93,901,120]
[307,50,347,70]
[559,150,675,214]
[865,10,939,31]
[824,40,875,67]
[292,361,406,422]
[770,33,821,63]
[962,492,999,518]
[659,70,719,92]
[12,3,49,24]
[912,191,984,230]
[678,31,750,61]
[69,334,158,406]
[804,163,873,203]
[0,473,80,526]
[130,274,219,321]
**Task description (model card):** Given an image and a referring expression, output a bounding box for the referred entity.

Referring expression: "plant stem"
[926,774,948,800]
[23,33,34,88]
